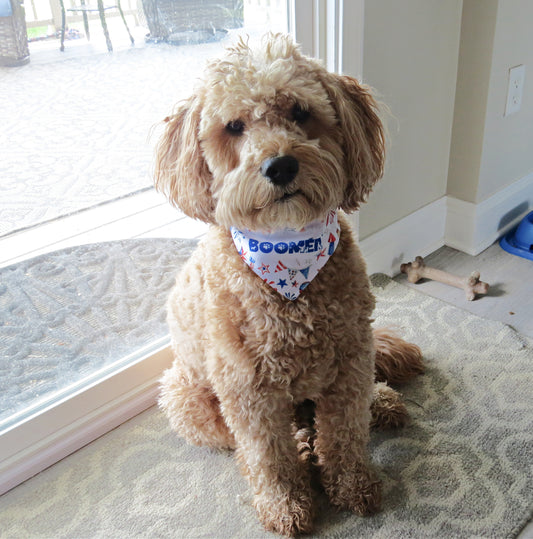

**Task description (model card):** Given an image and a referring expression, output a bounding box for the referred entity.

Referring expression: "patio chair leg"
[118,0,135,45]
[79,0,90,40]
[97,0,113,52]
[83,13,90,40]
[59,0,66,51]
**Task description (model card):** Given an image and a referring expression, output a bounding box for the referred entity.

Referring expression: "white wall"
[358,0,463,240]
[445,0,533,255]
[447,0,498,203]
[448,0,533,205]
[358,0,533,272]
[477,0,533,202]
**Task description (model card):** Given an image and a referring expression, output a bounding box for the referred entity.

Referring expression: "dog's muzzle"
[260,155,299,187]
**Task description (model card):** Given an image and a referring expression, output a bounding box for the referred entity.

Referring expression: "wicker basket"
[0,0,29,66]
[142,0,242,43]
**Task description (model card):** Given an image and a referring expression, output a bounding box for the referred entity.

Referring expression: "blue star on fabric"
[277,279,287,289]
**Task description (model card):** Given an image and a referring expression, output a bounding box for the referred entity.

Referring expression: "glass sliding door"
[0,0,292,494]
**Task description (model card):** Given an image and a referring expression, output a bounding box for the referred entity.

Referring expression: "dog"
[154,34,423,536]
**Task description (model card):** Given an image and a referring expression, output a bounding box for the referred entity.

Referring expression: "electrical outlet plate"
[505,64,526,116]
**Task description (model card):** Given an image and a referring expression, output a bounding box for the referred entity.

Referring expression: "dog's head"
[155,33,384,230]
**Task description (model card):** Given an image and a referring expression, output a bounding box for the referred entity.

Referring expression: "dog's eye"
[225,120,245,136]
[292,103,310,124]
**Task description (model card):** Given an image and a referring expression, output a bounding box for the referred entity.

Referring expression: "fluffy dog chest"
[203,217,375,396]
[240,297,346,395]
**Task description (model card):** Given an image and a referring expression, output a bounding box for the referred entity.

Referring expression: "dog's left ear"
[320,73,385,212]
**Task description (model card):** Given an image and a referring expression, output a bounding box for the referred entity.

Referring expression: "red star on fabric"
[239,247,247,261]
[316,248,326,260]
[259,263,270,275]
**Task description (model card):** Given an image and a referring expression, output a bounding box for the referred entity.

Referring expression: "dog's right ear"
[154,96,215,223]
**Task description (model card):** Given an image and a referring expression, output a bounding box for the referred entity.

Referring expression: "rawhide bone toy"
[400,256,489,301]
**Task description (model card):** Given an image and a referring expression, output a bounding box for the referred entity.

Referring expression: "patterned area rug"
[0,238,198,426]
[1,273,532,538]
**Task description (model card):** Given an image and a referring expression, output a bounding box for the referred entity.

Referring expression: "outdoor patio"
[0,0,287,241]
[1,37,218,238]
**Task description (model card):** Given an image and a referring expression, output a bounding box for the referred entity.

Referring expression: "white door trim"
[290,0,365,77]
[0,340,173,496]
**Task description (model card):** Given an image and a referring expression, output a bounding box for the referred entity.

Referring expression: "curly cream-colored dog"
[155,33,423,536]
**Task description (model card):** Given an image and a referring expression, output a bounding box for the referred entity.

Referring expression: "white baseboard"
[359,172,532,274]
[445,172,533,255]
[360,197,447,277]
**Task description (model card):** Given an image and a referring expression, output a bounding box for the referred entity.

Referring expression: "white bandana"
[231,210,340,300]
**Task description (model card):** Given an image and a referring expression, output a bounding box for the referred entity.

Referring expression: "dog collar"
[231,210,340,300]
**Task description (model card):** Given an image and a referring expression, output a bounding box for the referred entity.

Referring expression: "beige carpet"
[1,275,532,538]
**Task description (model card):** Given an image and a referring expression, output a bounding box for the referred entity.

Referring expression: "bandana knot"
[231,210,340,300]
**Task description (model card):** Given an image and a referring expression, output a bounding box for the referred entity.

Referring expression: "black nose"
[260,156,299,186]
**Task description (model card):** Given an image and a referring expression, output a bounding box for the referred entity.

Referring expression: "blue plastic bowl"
[500,210,533,260]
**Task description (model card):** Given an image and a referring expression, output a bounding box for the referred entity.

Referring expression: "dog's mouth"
[277,189,304,203]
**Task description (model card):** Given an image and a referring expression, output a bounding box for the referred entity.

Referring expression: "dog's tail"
[373,328,424,385]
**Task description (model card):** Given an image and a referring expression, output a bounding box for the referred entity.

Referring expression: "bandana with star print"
[230,210,340,300]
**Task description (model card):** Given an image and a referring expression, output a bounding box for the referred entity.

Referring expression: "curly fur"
[374,327,425,385]
[155,34,423,536]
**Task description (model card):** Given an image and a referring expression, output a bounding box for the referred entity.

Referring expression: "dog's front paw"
[325,465,382,516]
[253,488,314,537]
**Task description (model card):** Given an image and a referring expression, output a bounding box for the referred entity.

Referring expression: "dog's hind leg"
[370,382,409,429]
[371,329,422,429]
[293,400,317,466]
[373,328,424,385]
[159,363,236,450]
